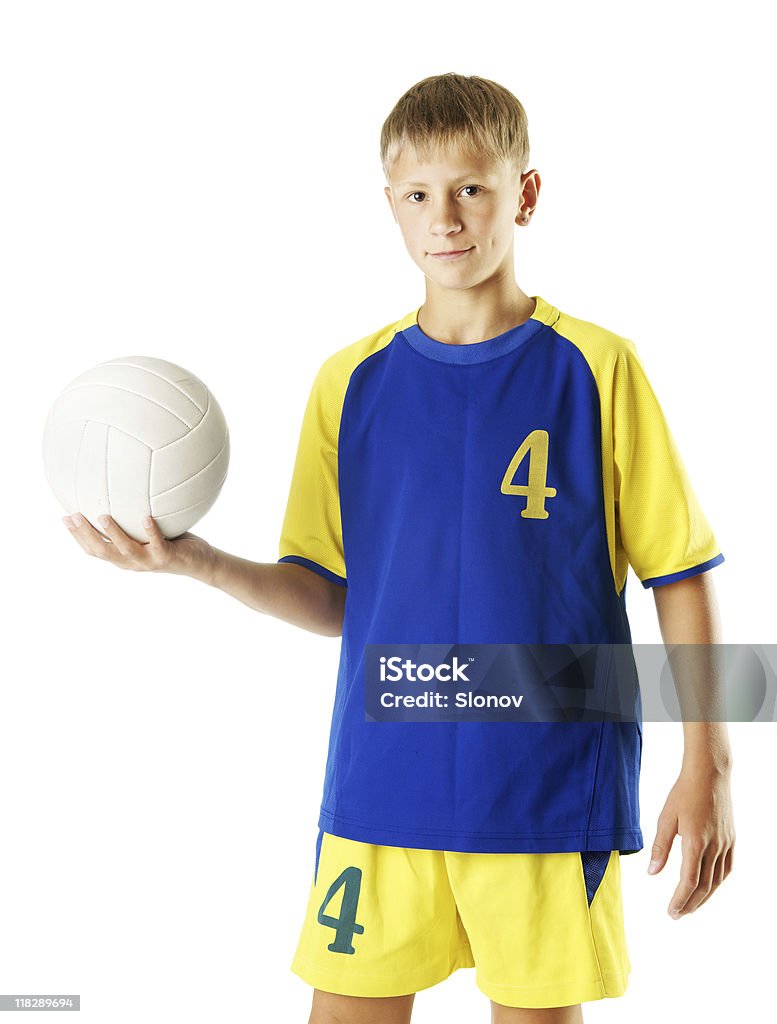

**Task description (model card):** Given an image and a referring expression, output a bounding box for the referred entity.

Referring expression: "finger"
[726,842,734,877]
[64,514,102,553]
[65,513,124,564]
[141,514,166,550]
[693,849,727,911]
[647,821,677,874]
[97,514,143,559]
[677,847,719,916]
[668,836,703,917]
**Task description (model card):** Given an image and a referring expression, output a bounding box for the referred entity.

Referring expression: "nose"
[427,197,463,237]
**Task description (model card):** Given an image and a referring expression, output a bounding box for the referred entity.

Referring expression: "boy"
[64,73,735,1024]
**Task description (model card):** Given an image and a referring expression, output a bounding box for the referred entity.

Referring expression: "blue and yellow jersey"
[277,295,724,855]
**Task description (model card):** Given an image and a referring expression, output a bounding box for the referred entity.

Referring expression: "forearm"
[652,572,733,773]
[680,722,733,774]
[194,549,346,637]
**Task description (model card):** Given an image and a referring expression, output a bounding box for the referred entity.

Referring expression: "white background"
[1,1,774,1021]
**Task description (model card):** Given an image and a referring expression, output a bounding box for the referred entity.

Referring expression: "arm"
[652,572,732,773]
[647,572,735,917]
[62,512,346,638]
[201,550,347,638]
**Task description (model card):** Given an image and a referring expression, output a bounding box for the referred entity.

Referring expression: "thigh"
[490,1000,583,1024]
[444,849,631,1009]
[291,829,475,999]
[309,988,415,1024]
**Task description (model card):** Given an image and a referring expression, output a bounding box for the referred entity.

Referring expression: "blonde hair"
[380,73,530,183]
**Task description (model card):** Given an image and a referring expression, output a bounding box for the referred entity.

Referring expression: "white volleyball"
[42,356,229,542]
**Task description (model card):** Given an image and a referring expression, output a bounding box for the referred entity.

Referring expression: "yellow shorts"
[291,829,631,1009]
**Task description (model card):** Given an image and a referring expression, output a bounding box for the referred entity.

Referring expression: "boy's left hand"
[646,764,735,919]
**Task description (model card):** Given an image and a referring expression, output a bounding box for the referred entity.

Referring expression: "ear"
[518,169,541,218]
[384,185,399,225]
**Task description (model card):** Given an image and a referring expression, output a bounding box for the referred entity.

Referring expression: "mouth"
[428,247,474,260]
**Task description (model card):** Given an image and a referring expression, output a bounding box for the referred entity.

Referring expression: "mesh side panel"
[581,850,612,905]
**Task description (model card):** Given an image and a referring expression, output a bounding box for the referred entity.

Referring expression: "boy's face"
[384,142,538,292]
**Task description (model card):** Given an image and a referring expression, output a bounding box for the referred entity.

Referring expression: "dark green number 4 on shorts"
[316,865,365,954]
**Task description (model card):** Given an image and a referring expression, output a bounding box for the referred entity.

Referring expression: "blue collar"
[398,296,554,365]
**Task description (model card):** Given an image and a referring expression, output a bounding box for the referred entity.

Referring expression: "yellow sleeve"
[277,361,347,586]
[613,339,724,588]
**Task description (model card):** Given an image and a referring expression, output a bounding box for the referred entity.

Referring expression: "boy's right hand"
[62,512,217,583]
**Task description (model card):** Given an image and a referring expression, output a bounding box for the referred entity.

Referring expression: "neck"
[417,280,536,347]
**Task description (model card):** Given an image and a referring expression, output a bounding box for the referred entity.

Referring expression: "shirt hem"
[277,554,347,587]
[641,552,724,588]
[318,808,644,854]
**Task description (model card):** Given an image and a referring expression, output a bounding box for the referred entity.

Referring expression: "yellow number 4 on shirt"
[500,428,557,519]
